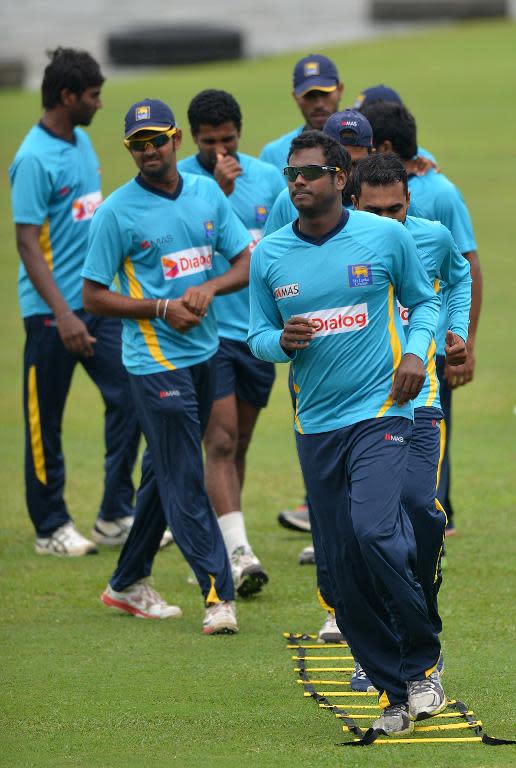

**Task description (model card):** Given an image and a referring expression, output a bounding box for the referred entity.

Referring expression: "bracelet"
[156,299,162,318]
[161,299,170,320]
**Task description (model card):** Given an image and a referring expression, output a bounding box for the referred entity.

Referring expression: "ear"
[335,169,347,192]
[351,194,359,209]
[336,82,344,100]
[377,140,393,154]
[406,189,411,206]
[60,88,76,108]
[173,128,183,151]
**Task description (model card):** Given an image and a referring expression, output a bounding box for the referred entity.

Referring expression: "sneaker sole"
[100,592,182,619]
[299,552,316,565]
[411,696,448,721]
[35,544,98,556]
[351,683,378,693]
[202,624,239,635]
[277,513,311,532]
[91,530,128,548]
[318,632,345,644]
[378,720,415,736]
[235,566,269,598]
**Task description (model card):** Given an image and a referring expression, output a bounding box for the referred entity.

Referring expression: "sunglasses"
[124,127,177,152]
[283,165,342,182]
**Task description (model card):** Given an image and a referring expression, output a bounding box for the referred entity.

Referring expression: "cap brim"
[124,122,174,139]
[294,80,338,97]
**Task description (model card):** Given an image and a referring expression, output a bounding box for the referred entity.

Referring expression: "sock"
[218,511,250,555]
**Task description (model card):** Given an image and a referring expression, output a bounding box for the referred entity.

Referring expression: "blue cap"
[124,98,176,138]
[293,54,340,97]
[323,109,373,148]
[352,85,402,110]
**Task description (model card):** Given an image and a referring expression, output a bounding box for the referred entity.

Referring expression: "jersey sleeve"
[247,241,294,363]
[390,225,440,361]
[437,225,472,342]
[263,189,296,236]
[434,182,477,254]
[213,185,252,261]
[10,155,53,226]
[82,204,127,286]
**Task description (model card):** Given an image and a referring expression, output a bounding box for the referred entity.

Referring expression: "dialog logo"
[397,300,409,326]
[161,246,213,280]
[71,190,102,222]
[298,304,368,336]
[348,264,373,287]
[274,283,300,300]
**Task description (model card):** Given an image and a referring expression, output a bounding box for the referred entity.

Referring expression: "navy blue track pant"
[296,417,441,706]
[436,355,453,524]
[110,361,234,603]
[23,312,140,537]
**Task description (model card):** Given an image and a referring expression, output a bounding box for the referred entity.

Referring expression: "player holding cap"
[248,130,446,735]
[178,89,284,596]
[82,98,252,634]
[260,54,343,175]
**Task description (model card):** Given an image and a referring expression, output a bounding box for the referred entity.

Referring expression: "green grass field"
[1,18,516,768]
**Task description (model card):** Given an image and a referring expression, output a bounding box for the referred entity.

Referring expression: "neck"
[140,170,180,195]
[298,198,344,239]
[41,108,75,141]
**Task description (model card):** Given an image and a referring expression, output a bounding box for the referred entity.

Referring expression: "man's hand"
[56,312,96,357]
[444,342,475,388]
[280,316,315,352]
[181,283,217,317]
[444,330,467,367]
[165,299,202,333]
[391,352,426,406]
[214,153,242,196]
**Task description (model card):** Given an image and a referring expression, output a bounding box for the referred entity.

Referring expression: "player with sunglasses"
[248,130,447,735]
[82,98,253,635]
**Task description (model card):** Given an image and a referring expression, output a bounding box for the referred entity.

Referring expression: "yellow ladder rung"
[297,680,350,685]
[283,633,318,639]
[307,691,377,697]
[415,721,482,733]
[287,644,349,649]
[295,667,354,672]
[292,655,353,660]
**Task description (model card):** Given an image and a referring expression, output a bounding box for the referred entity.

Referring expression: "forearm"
[208,250,250,295]
[17,239,70,317]
[83,279,159,319]
[463,250,482,345]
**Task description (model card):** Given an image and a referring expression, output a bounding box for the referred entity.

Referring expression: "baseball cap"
[323,109,373,148]
[293,54,340,97]
[352,85,402,110]
[124,98,176,138]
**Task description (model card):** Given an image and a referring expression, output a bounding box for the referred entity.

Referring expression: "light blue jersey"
[177,153,284,341]
[401,215,471,409]
[248,209,440,433]
[408,169,476,354]
[9,123,102,317]
[259,126,303,177]
[82,173,251,374]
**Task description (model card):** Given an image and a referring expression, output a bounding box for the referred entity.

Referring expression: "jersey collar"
[292,208,349,246]
[135,173,184,200]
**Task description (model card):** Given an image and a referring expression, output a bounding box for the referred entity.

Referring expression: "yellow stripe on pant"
[28,365,47,484]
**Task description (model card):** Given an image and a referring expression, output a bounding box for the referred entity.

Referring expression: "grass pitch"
[1,19,516,768]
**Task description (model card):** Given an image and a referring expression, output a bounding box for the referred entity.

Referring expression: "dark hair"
[41,47,104,109]
[351,153,409,200]
[287,130,352,173]
[187,89,242,134]
[360,102,417,160]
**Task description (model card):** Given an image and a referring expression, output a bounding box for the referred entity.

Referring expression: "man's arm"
[181,246,250,317]
[16,223,96,357]
[444,248,481,387]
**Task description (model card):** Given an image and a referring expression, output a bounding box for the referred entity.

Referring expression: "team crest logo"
[135,105,150,121]
[204,221,215,237]
[304,61,320,77]
[161,257,179,279]
[255,205,268,223]
[348,264,373,287]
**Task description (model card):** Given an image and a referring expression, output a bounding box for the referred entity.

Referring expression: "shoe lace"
[354,663,369,681]
[409,673,440,695]
[138,579,166,607]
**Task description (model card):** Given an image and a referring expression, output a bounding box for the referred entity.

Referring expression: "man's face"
[294,85,343,130]
[352,181,409,222]
[67,86,102,126]
[128,128,182,182]
[287,146,346,217]
[193,121,240,171]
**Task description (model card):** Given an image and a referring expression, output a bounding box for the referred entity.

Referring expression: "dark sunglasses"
[124,127,177,152]
[283,164,342,182]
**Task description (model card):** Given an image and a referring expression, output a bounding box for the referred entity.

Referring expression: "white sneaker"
[100,579,182,619]
[202,601,238,635]
[159,528,174,549]
[317,612,345,643]
[230,546,268,597]
[408,670,447,720]
[373,703,414,735]
[298,545,316,564]
[35,522,98,556]
[92,516,134,547]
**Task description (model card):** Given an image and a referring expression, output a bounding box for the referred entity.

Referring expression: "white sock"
[218,511,250,555]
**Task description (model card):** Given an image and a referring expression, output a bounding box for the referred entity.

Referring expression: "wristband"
[162,299,170,320]
[156,299,162,318]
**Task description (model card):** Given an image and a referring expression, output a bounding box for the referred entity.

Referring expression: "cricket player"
[248,130,446,735]
[9,47,140,556]
[361,100,482,536]
[178,89,284,596]
[260,54,343,176]
[82,98,252,634]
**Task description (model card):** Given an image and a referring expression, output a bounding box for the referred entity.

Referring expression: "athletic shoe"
[372,703,414,735]
[202,601,238,635]
[100,579,182,619]
[278,505,311,532]
[298,545,316,565]
[351,661,377,692]
[159,528,174,549]
[408,670,447,720]
[317,612,345,643]
[35,522,97,556]
[230,546,268,597]
[92,516,134,547]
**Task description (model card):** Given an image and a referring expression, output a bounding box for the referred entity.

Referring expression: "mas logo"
[274,283,300,300]
[255,205,268,223]
[297,303,368,336]
[71,190,102,222]
[135,105,150,121]
[204,221,215,238]
[304,61,320,77]
[348,263,373,287]
[161,246,213,280]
